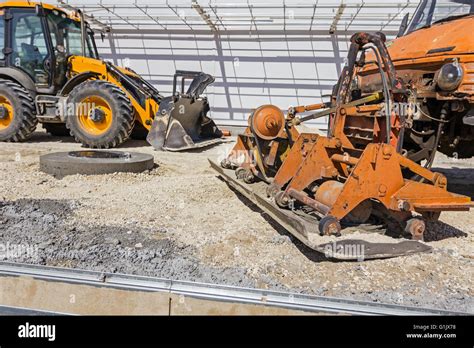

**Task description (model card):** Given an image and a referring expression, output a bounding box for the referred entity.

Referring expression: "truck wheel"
[0,78,37,142]
[43,123,71,137]
[439,139,474,159]
[66,80,134,148]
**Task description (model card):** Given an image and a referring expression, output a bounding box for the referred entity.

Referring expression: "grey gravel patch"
[424,221,467,242]
[0,197,472,312]
[0,199,254,287]
[270,235,292,245]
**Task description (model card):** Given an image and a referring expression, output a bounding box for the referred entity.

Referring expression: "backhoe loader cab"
[0,2,222,149]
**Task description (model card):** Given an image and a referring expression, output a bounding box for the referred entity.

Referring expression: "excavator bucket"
[147,71,224,151]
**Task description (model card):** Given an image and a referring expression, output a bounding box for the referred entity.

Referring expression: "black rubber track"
[43,123,71,137]
[0,78,37,142]
[65,80,134,149]
[39,151,154,177]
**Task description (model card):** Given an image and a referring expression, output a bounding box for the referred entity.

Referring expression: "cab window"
[47,11,97,59]
[11,10,49,84]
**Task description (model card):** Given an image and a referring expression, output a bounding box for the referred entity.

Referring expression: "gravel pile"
[0,198,255,287]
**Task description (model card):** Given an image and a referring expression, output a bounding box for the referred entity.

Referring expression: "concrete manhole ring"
[40,150,155,177]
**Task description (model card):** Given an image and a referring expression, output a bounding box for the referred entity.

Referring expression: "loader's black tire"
[0,78,37,142]
[43,123,71,137]
[66,80,134,148]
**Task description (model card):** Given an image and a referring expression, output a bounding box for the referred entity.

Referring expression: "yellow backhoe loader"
[0,2,223,150]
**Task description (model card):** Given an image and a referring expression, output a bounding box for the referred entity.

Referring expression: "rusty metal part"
[220,158,233,169]
[421,211,441,222]
[274,190,290,208]
[405,217,426,241]
[235,167,255,184]
[222,104,299,181]
[318,216,342,236]
[358,16,474,160]
[288,102,330,117]
[210,160,434,260]
[250,105,285,141]
[275,140,472,224]
[314,181,343,208]
[292,92,383,126]
[344,200,373,224]
[331,154,358,166]
[287,188,331,216]
[351,32,399,90]
[213,31,473,256]
[243,171,256,184]
[313,181,373,225]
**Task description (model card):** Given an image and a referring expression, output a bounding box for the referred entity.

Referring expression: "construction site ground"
[0,126,473,313]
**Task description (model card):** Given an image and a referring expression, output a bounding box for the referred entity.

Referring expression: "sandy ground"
[0,127,473,312]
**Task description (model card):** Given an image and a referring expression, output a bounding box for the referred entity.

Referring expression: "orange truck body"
[359,14,474,159]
